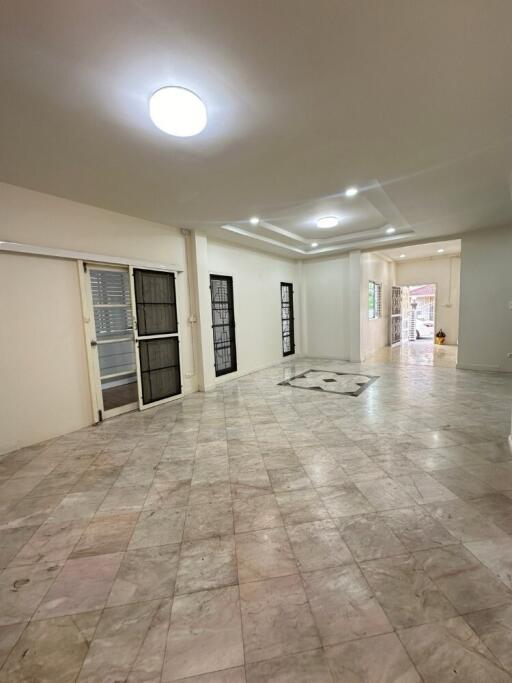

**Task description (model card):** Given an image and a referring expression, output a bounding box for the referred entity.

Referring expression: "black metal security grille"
[133,268,181,406]
[281,282,295,356]
[133,269,177,336]
[210,275,237,376]
[139,337,181,404]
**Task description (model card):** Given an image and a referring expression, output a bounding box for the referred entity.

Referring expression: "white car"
[416,319,435,339]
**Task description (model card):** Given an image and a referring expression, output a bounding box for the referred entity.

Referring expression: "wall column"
[185,231,216,392]
[349,250,363,362]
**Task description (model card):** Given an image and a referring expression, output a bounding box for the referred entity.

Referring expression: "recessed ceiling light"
[250,216,259,225]
[311,242,319,248]
[149,86,207,137]
[345,187,358,197]
[399,254,406,258]
[437,248,445,253]
[316,216,339,229]
[386,226,396,234]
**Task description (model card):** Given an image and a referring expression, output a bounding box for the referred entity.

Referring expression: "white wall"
[360,252,395,360]
[395,256,461,346]
[0,182,195,454]
[458,225,512,372]
[0,254,93,454]
[203,239,301,388]
[302,255,351,359]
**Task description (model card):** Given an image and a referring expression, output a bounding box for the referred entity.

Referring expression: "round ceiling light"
[345,187,358,198]
[149,86,207,137]
[437,248,445,253]
[316,216,339,229]
[311,242,319,248]
[250,216,260,226]
[400,254,406,258]
[386,226,396,234]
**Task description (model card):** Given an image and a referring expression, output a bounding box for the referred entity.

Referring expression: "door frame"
[400,282,437,343]
[79,261,138,422]
[129,266,184,411]
[390,285,403,347]
[209,272,237,377]
[280,282,295,357]
[79,260,184,421]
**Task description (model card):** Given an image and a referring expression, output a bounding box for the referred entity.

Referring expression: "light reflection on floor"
[368,340,457,369]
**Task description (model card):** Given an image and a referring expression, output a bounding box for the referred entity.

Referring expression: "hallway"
[368,340,458,369]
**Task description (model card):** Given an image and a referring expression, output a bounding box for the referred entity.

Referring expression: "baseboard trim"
[456,362,502,372]
[208,353,303,390]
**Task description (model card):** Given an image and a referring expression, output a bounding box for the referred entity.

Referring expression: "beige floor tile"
[399,616,512,683]
[286,519,354,571]
[302,564,392,646]
[316,484,375,517]
[163,586,243,681]
[70,511,138,558]
[176,536,237,594]
[379,505,458,552]
[0,562,62,625]
[426,499,508,543]
[335,513,406,561]
[233,494,282,533]
[464,537,512,589]
[465,604,512,674]
[108,544,180,606]
[78,600,168,683]
[415,544,512,613]
[183,501,234,541]
[325,632,420,682]
[275,488,330,525]
[240,574,319,663]
[360,553,457,629]
[246,649,332,683]
[129,508,186,549]
[236,527,297,583]
[0,612,99,683]
[35,553,123,619]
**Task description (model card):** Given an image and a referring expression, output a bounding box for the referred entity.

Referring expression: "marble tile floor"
[0,356,512,682]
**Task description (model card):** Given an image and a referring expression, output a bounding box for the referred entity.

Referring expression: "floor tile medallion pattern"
[0,356,512,681]
[279,368,379,396]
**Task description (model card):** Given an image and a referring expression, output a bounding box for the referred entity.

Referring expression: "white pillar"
[186,231,216,392]
[349,250,363,362]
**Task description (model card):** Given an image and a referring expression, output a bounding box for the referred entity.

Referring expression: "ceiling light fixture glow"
[149,86,207,137]
[345,187,358,197]
[400,254,406,258]
[311,242,318,248]
[437,248,445,253]
[316,216,339,229]
[386,226,396,234]
[249,216,260,225]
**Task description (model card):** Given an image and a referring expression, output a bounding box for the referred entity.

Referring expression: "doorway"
[210,274,237,377]
[82,263,183,421]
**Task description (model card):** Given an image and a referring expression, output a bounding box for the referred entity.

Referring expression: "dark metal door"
[133,268,182,407]
[281,282,295,356]
[210,274,237,376]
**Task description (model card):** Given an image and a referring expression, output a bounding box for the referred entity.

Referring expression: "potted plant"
[435,328,446,345]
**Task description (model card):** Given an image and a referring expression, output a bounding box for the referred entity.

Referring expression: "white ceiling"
[1,1,512,259]
[378,239,461,262]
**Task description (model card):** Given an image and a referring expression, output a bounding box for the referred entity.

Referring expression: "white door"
[86,265,138,419]
[130,267,183,410]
